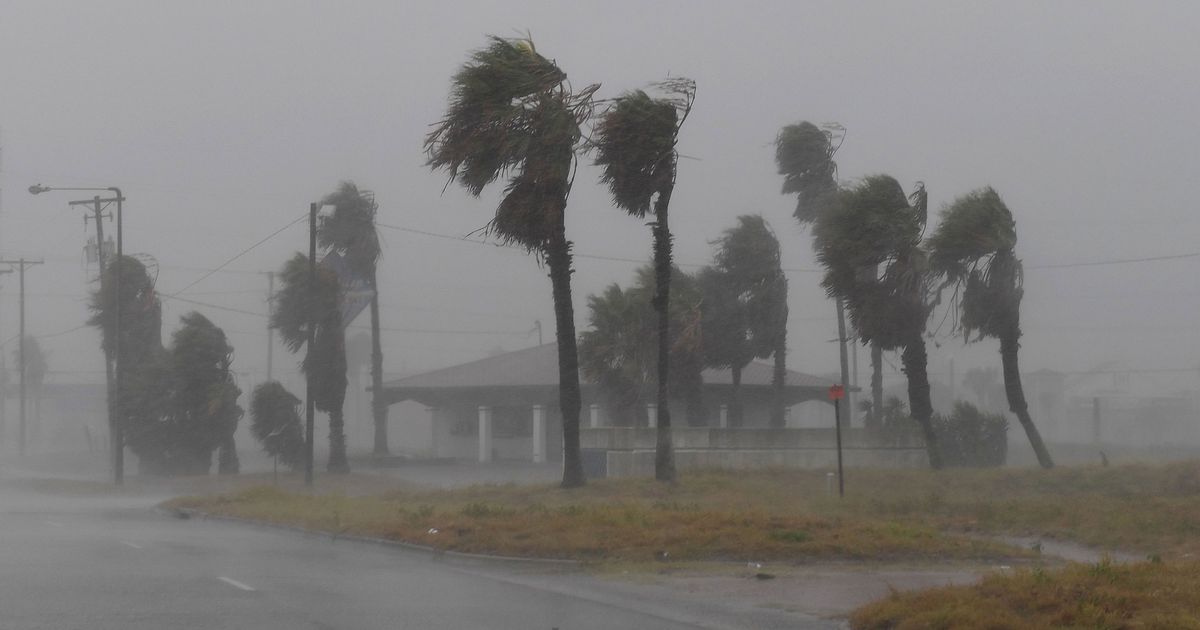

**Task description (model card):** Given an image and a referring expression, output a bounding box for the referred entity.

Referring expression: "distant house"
[379,343,849,464]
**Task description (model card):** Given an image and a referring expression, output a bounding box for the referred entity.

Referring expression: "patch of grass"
[850,559,1200,629]
[166,461,1200,564]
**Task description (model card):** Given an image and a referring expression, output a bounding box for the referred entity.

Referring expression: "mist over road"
[0,478,831,629]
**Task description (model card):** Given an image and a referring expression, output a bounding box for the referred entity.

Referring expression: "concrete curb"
[160,507,581,568]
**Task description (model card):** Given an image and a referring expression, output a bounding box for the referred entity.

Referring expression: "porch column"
[426,406,438,456]
[532,404,546,464]
[477,405,493,463]
[589,403,601,429]
[719,404,729,429]
[646,403,657,429]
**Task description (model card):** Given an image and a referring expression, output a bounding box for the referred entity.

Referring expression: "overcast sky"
[1,0,1198,398]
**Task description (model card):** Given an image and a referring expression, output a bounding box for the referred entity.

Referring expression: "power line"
[1026,251,1200,270]
[167,213,307,296]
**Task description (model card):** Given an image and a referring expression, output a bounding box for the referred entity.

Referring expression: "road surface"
[0,479,835,629]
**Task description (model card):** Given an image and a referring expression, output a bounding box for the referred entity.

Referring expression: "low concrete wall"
[581,427,927,478]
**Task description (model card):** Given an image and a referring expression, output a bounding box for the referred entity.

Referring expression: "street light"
[29,184,125,485]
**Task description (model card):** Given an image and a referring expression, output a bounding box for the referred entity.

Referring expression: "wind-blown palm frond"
[927,186,1016,280]
[775,121,840,223]
[319,181,381,277]
[593,87,685,217]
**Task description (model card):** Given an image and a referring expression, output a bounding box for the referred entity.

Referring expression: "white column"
[589,403,601,429]
[784,406,792,428]
[532,404,546,464]
[646,403,657,429]
[719,404,729,429]
[477,405,492,463]
[426,406,438,456]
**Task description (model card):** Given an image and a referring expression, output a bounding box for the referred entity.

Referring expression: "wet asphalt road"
[0,481,836,630]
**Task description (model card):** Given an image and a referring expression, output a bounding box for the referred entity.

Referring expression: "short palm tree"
[271,253,349,473]
[318,181,388,456]
[699,215,787,427]
[425,36,597,488]
[592,78,695,481]
[815,175,943,468]
[928,187,1054,468]
[250,381,306,471]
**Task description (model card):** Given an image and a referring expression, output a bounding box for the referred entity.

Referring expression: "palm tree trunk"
[547,217,586,488]
[901,337,943,469]
[730,363,743,427]
[651,186,676,482]
[1000,330,1053,468]
[327,407,349,473]
[770,298,788,429]
[871,343,883,431]
[217,433,239,474]
[369,270,389,456]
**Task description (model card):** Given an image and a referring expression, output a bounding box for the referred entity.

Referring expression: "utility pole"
[0,258,43,457]
[305,203,317,487]
[266,271,275,382]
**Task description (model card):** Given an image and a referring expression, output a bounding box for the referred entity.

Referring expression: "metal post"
[835,299,850,499]
[834,392,844,498]
[304,203,317,487]
[90,196,115,481]
[18,259,25,457]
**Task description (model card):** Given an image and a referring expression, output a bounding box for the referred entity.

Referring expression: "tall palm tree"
[425,36,597,488]
[317,181,388,456]
[592,78,695,481]
[928,187,1054,468]
[775,120,886,430]
[271,253,350,473]
[815,175,943,468]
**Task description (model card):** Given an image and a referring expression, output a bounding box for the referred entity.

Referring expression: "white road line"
[218,576,256,592]
[120,541,143,549]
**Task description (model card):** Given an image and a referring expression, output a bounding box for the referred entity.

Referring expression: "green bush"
[933,401,1008,467]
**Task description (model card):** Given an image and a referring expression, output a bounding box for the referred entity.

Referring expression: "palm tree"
[578,265,705,429]
[928,187,1054,468]
[699,215,787,427]
[775,121,886,430]
[167,312,242,475]
[271,253,350,473]
[592,78,695,481]
[317,181,388,456]
[814,175,943,468]
[425,36,597,488]
[250,381,306,472]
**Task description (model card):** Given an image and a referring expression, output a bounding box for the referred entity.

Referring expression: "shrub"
[933,401,1008,467]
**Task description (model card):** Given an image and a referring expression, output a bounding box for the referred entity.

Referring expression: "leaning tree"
[425,36,597,487]
[928,186,1053,468]
[250,381,306,472]
[167,312,242,475]
[814,175,943,468]
[592,78,695,481]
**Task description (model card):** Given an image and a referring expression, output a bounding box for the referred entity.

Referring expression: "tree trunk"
[901,337,943,469]
[369,270,389,456]
[871,343,883,431]
[1000,330,1054,468]
[327,407,349,473]
[217,433,239,474]
[770,296,788,429]
[547,217,586,488]
[730,363,743,427]
[651,185,676,482]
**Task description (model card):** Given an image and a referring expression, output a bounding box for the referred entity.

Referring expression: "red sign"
[828,384,845,401]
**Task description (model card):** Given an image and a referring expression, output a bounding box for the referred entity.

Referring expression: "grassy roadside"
[850,559,1200,629]
[165,461,1200,564]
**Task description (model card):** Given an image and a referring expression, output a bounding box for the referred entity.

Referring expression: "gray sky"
[1,0,1198,397]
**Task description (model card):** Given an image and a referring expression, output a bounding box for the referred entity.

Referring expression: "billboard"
[319,251,375,329]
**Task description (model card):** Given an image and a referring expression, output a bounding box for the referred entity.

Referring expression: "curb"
[160,507,581,568]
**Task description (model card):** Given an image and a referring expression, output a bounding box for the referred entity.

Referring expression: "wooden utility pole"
[266,271,275,382]
[0,258,43,456]
[305,203,317,487]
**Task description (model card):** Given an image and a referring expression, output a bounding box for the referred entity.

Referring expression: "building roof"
[382,343,837,392]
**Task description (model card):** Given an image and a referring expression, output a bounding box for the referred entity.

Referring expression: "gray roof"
[382,343,837,392]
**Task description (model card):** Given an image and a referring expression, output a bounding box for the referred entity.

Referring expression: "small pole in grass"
[829,384,845,498]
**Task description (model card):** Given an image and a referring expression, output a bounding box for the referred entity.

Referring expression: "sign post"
[829,384,845,498]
